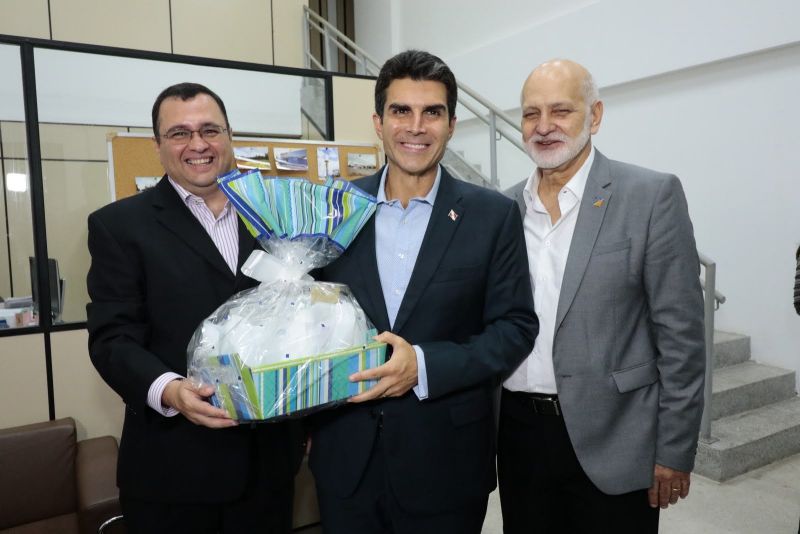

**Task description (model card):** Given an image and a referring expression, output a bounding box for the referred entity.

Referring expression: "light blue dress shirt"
[374,165,442,400]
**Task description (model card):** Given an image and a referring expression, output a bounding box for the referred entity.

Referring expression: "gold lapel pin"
[592,196,604,208]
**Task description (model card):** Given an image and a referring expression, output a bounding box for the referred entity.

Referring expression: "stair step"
[713,331,750,369]
[695,396,800,482]
[711,361,796,419]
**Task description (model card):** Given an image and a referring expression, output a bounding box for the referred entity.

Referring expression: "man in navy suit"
[310,50,538,533]
[87,83,300,533]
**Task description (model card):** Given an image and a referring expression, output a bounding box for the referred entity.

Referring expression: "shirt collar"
[523,145,595,207]
[167,176,229,210]
[377,164,442,206]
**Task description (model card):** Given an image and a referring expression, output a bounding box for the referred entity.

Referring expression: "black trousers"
[497,388,659,534]
[120,426,297,534]
[316,429,488,534]
[120,486,293,534]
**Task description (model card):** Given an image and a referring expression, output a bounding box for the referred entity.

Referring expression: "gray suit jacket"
[507,149,705,494]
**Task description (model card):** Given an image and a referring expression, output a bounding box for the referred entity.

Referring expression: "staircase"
[441,149,493,189]
[694,331,800,481]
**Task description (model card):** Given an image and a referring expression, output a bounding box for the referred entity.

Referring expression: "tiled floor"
[481,453,800,533]
[298,453,800,533]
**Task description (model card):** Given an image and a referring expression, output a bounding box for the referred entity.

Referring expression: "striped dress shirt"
[147,177,239,416]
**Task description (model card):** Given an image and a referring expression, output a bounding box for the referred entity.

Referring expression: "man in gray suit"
[497,59,705,533]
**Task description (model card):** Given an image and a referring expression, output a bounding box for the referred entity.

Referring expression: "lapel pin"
[448,209,459,221]
[592,196,604,208]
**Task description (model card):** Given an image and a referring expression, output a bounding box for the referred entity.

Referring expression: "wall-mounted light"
[6,173,27,193]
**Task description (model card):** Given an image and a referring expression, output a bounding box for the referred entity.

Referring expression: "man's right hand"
[162,379,237,428]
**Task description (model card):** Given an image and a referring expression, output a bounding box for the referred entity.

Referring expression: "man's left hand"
[348,331,418,403]
[648,464,691,509]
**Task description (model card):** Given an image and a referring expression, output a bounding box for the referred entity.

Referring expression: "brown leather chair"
[0,417,123,534]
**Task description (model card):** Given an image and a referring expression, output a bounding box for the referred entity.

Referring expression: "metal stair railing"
[699,253,725,444]
[303,6,725,444]
[302,5,524,188]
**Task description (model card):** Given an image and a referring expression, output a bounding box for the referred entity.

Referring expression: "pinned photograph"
[274,147,309,171]
[235,146,271,171]
[317,147,340,178]
[347,152,379,177]
[135,176,161,192]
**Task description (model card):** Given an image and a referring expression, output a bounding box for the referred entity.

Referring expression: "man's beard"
[525,116,592,170]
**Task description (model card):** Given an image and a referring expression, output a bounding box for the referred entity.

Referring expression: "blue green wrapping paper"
[217,169,376,253]
[199,335,387,420]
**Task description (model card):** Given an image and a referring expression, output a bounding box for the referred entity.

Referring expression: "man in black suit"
[87,83,299,533]
[310,50,538,533]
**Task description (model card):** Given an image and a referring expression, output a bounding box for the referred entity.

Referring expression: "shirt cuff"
[412,345,429,400]
[147,372,183,417]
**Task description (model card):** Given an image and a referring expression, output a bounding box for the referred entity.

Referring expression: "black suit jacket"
[87,176,299,503]
[309,167,537,514]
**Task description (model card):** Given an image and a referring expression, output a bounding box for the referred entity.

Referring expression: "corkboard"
[108,135,164,200]
[108,134,381,201]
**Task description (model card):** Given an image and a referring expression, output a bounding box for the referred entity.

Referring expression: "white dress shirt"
[504,147,595,394]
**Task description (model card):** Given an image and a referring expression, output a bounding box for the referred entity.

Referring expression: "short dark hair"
[151,82,229,140]
[374,50,457,120]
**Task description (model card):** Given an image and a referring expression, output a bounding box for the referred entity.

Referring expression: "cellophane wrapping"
[187,170,385,421]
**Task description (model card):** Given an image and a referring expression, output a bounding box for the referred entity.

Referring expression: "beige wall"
[0,0,50,39]
[332,76,382,156]
[51,329,124,440]
[1,0,308,68]
[172,0,272,64]
[0,333,49,428]
[0,329,124,441]
[50,0,171,53]
[274,0,309,68]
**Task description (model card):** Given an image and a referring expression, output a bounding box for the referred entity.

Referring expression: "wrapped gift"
[187,170,384,421]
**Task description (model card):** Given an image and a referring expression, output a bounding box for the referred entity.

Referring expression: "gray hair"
[582,71,600,107]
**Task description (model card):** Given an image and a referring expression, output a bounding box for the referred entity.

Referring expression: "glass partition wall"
[0,43,37,330]
[0,35,333,333]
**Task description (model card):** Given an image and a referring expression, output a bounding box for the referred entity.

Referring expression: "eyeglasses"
[160,125,229,144]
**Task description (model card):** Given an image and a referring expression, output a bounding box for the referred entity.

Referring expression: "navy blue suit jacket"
[310,167,537,514]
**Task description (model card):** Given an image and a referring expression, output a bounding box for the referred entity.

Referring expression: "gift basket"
[187,170,385,421]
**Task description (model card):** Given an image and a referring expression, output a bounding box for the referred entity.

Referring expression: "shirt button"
[545,240,551,246]
[398,252,405,259]
[394,289,402,296]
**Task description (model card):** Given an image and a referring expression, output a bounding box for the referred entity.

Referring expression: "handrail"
[698,253,721,444]
[458,81,522,134]
[304,8,382,75]
[699,279,726,307]
[699,252,726,306]
[302,5,523,186]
